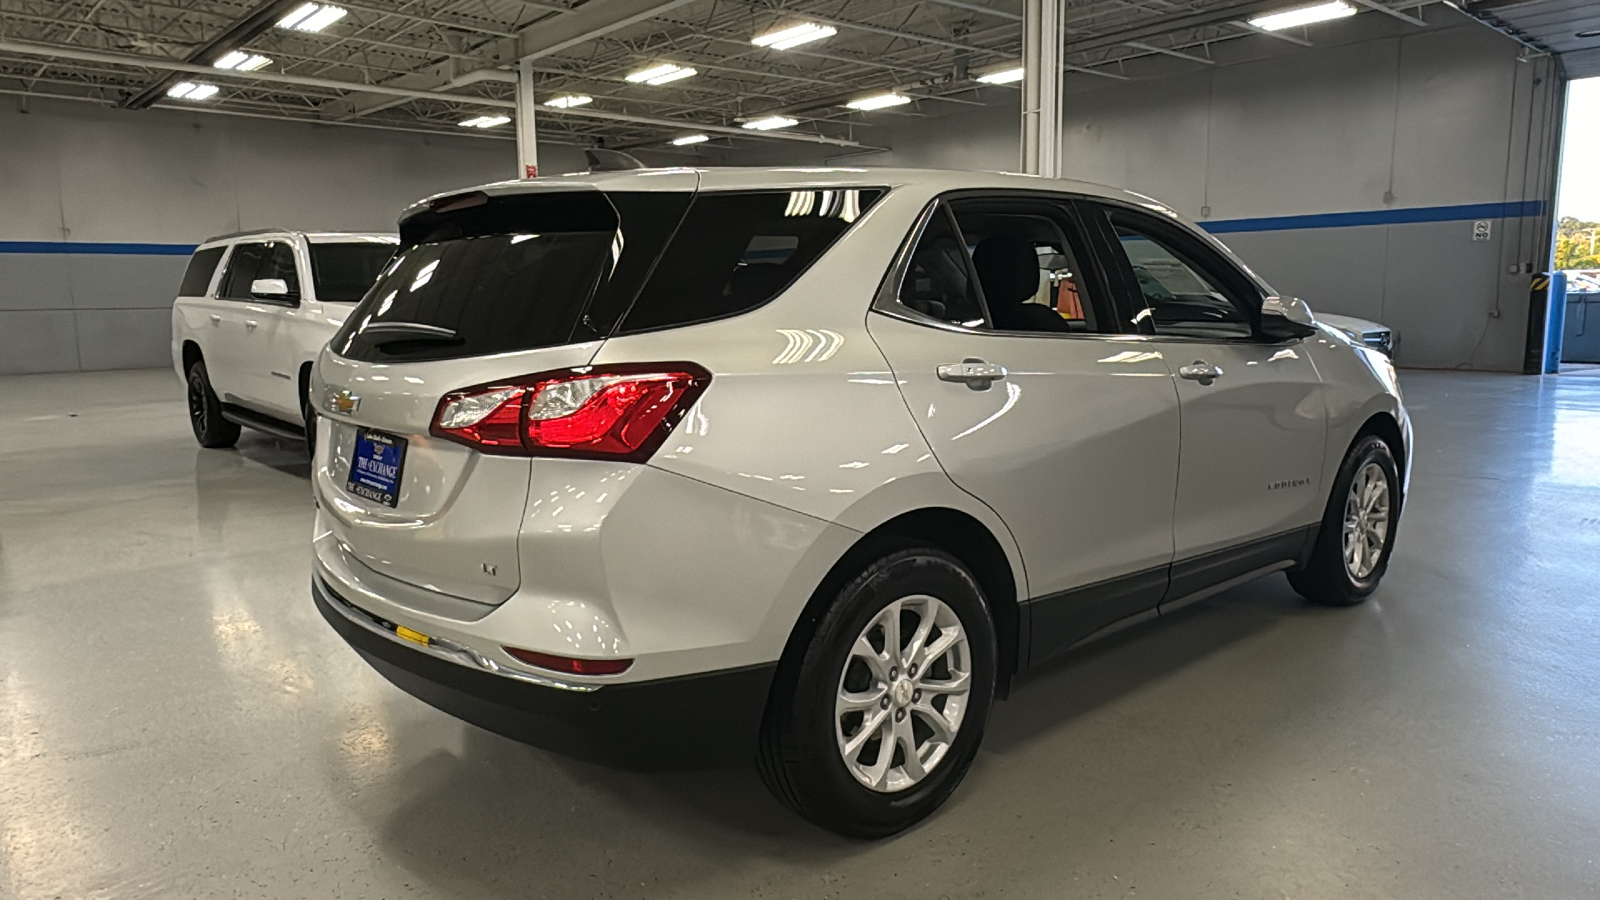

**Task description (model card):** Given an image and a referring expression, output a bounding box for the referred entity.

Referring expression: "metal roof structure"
[0,0,1498,152]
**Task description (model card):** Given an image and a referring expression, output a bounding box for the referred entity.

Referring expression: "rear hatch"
[313,180,698,604]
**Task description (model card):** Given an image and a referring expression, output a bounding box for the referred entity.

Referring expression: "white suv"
[172,230,397,451]
[308,169,1410,837]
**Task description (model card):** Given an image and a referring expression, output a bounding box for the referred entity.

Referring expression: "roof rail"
[201,228,290,244]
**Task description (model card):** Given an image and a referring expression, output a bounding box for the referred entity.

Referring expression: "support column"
[1020,0,1064,178]
[515,58,539,179]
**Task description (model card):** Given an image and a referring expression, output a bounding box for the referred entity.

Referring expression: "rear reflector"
[430,363,710,462]
[503,646,634,676]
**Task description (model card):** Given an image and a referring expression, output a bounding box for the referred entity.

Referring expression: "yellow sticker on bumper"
[395,625,431,646]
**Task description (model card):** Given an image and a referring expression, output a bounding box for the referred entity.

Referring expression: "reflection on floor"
[1,368,1598,899]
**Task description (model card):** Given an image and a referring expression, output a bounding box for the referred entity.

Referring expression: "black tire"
[758,548,998,839]
[186,359,240,449]
[1289,434,1400,606]
[300,376,318,458]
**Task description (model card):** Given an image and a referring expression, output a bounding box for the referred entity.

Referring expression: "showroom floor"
[1,368,1597,899]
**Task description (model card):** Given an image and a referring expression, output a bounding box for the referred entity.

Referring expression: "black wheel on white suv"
[1289,434,1400,606]
[186,359,240,449]
[758,547,997,838]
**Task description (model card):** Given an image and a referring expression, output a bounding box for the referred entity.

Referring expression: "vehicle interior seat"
[972,235,1071,333]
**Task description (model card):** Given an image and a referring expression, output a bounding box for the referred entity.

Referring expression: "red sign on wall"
[524,163,539,179]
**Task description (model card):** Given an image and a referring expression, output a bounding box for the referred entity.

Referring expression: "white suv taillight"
[429,364,711,461]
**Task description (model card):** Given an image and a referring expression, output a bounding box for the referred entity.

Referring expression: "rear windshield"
[178,246,226,297]
[309,242,396,303]
[330,186,882,362]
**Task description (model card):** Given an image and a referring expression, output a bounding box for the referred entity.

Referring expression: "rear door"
[1086,202,1327,590]
[313,184,695,603]
[867,196,1181,665]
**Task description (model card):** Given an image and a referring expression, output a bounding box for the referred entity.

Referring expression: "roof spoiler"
[585,148,647,172]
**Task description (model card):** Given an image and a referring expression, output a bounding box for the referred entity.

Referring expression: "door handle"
[1178,360,1223,385]
[245,319,258,331]
[937,358,1007,391]
[209,314,221,325]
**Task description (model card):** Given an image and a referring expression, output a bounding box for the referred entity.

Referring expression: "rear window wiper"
[361,322,458,340]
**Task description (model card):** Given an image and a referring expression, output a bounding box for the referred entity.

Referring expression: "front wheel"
[1289,434,1400,606]
[186,360,240,449]
[758,548,997,838]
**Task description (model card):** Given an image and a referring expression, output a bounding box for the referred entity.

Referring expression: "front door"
[1088,203,1327,594]
[867,196,1182,664]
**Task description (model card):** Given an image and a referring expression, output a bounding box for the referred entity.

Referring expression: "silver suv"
[309,168,1410,837]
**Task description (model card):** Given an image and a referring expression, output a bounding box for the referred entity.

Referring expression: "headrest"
[972,236,1039,306]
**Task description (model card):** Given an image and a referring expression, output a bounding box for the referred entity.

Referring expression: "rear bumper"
[314,576,777,769]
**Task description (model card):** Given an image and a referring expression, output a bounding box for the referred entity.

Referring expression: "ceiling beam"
[119,0,303,110]
[1345,0,1428,27]
[516,0,699,61]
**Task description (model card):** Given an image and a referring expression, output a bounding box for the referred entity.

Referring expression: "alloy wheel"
[834,594,972,793]
[1342,460,1390,580]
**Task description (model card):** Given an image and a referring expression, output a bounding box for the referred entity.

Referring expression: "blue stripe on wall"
[1198,200,1546,234]
[0,200,1548,254]
[0,241,197,255]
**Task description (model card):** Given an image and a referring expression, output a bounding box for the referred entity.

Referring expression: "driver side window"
[1109,213,1253,340]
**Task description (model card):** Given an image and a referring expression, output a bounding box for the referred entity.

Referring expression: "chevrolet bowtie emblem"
[332,391,360,415]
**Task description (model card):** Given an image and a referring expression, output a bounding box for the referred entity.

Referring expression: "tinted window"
[896,206,985,327]
[218,241,299,300]
[1108,212,1254,339]
[951,200,1102,334]
[178,246,225,297]
[309,242,396,303]
[617,188,883,334]
[219,243,268,300]
[334,192,619,362]
[255,242,300,297]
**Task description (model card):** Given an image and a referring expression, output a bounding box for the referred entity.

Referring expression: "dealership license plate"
[346,428,407,508]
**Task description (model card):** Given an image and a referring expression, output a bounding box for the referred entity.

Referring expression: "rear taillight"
[430,363,710,462]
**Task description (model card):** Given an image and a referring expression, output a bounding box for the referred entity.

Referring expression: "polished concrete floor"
[1,368,1597,899]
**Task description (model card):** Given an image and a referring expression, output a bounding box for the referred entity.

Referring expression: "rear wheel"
[758,548,997,838]
[186,359,240,449]
[1289,434,1399,606]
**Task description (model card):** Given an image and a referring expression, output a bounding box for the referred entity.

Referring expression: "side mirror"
[250,278,292,300]
[1260,295,1318,340]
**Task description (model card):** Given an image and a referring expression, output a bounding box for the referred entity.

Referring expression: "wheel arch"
[780,506,1024,696]
[181,339,203,373]
[1354,410,1406,477]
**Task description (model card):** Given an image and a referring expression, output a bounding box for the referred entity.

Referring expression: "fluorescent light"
[278,3,347,32]
[626,63,696,85]
[671,134,710,145]
[1247,1,1356,32]
[167,82,219,101]
[846,93,911,111]
[977,66,1025,85]
[214,51,271,71]
[459,115,511,128]
[545,95,592,108]
[743,115,798,131]
[751,22,837,50]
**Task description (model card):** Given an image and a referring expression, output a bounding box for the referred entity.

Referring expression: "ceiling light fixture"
[625,63,697,85]
[545,95,592,108]
[167,82,219,101]
[846,93,912,111]
[1247,0,1356,32]
[277,3,348,33]
[976,66,1025,85]
[671,134,710,145]
[459,115,511,128]
[742,115,798,131]
[751,22,838,50]
[214,51,272,71]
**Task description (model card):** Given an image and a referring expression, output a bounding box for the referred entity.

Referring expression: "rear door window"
[617,188,884,334]
[178,246,226,297]
[309,242,396,303]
